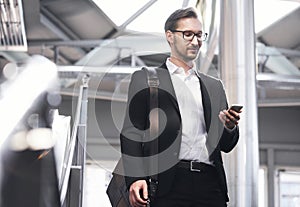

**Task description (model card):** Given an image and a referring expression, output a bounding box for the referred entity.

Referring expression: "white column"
[219,0,259,206]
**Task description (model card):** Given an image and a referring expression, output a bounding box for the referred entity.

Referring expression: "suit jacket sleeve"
[218,80,239,153]
[120,70,149,189]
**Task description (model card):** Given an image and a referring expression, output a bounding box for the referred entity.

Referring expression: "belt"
[176,160,215,173]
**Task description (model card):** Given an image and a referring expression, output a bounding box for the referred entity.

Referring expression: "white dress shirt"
[166,59,210,164]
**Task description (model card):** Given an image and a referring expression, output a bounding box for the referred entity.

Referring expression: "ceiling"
[257,6,300,70]
[23,0,120,65]
[0,0,300,106]
[0,0,299,66]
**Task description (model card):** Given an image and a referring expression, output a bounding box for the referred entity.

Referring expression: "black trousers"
[151,162,227,207]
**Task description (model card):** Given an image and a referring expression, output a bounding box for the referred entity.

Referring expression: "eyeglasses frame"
[170,30,208,42]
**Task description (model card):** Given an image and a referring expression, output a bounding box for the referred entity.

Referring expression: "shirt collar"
[166,58,200,77]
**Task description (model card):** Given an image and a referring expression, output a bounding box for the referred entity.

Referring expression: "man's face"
[168,17,203,62]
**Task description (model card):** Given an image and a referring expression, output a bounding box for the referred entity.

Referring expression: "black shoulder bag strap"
[142,67,159,204]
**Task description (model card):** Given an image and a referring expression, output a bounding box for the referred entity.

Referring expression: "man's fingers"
[229,109,241,120]
[142,187,148,201]
[129,180,148,207]
[130,189,145,206]
[225,110,240,122]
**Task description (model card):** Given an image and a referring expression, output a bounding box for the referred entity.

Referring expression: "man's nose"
[191,35,200,45]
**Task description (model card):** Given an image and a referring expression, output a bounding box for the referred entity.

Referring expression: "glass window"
[278,169,300,207]
[92,0,198,32]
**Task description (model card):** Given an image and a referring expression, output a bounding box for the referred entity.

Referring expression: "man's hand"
[129,180,149,207]
[219,108,242,129]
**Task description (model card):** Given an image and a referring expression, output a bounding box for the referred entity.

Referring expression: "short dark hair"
[164,7,199,32]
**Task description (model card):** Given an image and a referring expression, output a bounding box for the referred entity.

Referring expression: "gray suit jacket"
[120,62,239,202]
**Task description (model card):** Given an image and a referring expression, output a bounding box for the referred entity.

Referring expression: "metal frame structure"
[0,0,27,51]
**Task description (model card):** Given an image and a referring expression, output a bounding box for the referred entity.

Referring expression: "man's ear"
[165,30,174,44]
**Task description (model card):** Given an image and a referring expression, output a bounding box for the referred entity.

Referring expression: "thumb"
[143,183,148,200]
[218,112,225,124]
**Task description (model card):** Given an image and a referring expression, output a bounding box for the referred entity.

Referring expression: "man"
[120,7,241,207]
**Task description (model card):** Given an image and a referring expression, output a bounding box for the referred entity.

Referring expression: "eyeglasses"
[170,30,208,42]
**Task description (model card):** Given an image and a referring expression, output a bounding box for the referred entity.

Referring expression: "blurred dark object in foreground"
[1,148,61,207]
[0,55,61,207]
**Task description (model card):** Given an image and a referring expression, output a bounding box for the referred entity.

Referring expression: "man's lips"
[188,48,199,53]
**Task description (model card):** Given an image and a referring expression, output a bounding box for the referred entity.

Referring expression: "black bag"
[106,160,130,207]
[106,67,159,207]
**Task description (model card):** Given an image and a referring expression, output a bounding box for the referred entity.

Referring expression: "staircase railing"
[59,73,90,207]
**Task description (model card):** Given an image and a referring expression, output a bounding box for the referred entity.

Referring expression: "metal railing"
[59,74,90,207]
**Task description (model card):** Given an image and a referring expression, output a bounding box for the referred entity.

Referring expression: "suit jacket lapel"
[198,74,211,133]
[157,63,180,115]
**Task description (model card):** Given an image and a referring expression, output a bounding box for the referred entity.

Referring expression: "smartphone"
[229,104,243,112]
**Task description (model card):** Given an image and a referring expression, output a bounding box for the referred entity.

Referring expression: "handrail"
[59,73,90,206]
